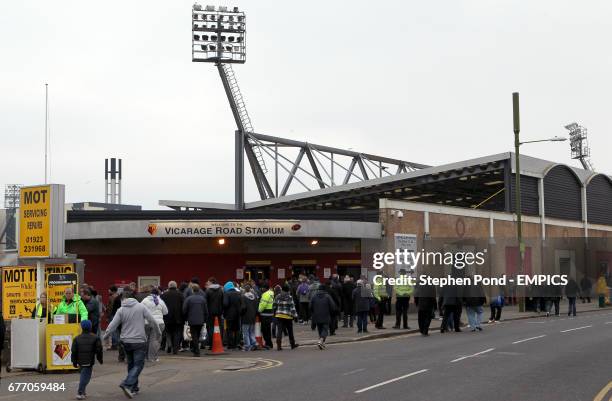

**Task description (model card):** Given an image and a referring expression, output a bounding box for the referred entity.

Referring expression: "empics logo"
[147,224,158,236]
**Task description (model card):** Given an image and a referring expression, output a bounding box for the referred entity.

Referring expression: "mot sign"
[19,184,65,258]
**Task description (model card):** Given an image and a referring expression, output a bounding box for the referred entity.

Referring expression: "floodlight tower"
[564,122,594,170]
[192,3,271,209]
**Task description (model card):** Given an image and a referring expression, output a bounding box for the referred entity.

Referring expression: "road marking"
[560,325,592,333]
[604,322,612,325]
[593,381,612,401]
[450,348,495,363]
[526,321,547,324]
[512,334,546,344]
[343,368,366,376]
[354,369,428,393]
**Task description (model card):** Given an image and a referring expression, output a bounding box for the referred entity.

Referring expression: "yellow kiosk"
[45,272,82,372]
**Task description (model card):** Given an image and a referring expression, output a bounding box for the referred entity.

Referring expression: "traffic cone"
[255,315,264,349]
[206,317,226,355]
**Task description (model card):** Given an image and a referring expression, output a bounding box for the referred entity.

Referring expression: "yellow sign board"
[1,264,75,319]
[46,323,81,371]
[19,185,52,258]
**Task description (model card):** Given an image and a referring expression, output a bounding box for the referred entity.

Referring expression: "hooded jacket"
[240,291,258,325]
[273,291,297,320]
[206,284,224,316]
[161,287,185,325]
[54,294,88,321]
[141,294,168,325]
[223,282,242,321]
[297,282,310,303]
[103,298,160,344]
[310,290,337,324]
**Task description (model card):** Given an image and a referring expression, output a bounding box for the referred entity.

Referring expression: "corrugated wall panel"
[509,174,540,216]
[587,175,612,225]
[543,165,582,221]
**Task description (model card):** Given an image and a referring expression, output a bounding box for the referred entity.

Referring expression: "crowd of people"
[2,270,608,399]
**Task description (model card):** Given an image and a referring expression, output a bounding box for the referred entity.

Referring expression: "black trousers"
[225,319,240,348]
[376,299,387,328]
[489,305,502,321]
[261,315,273,347]
[395,297,410,328]
[165,323,183,354]
[418,308,433,335]
[329,313,338,334]
[442,305,461,332]
[299,302,310,321]
[189,325,203,355]
[276,318,296,347]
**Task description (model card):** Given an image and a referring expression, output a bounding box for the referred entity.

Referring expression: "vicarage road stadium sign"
[146,221,303,237]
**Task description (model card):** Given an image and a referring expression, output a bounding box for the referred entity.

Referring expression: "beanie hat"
[81,320,92,332]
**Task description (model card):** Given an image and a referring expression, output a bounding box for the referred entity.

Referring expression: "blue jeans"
[121,342,146,392]
[466,306,483,328]
[78,366,92,395]
[357,311,368,332]
[242,324,256,350]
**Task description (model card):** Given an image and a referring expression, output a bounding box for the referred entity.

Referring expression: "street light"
[512,92,566,312]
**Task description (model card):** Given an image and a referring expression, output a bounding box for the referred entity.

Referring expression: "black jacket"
[206,285,224,316]
[223,290,242,321]
[183,291,209,326]
[414,284,437,311]
[310,291,337,325]
[463,284,486,307]
[441,285,462,306]
[0,313,5,351]
[342,282,356,314]
[565,279,580,298]
[352,285,372,313]
[83,298,100,333]
[71,332,103,367]
[161,288,185,325]
[325,285,341,316]
[240,292,258,325]
[329,279,343,311]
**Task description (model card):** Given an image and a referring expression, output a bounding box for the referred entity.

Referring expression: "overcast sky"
[1,0,611,209]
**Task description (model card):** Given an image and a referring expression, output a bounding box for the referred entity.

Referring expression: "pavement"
[290,299,604,345]
[0,301,610,401]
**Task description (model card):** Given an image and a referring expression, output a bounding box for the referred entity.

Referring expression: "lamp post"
[512,92,567,312]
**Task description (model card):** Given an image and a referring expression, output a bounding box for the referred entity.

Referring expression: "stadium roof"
[159,152,605,212]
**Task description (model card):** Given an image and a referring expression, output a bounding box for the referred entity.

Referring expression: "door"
[337,266,361,280]
[291,265,316,279]
[245,266,270,283]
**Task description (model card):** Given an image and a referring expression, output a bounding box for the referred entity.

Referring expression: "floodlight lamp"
[564,122,579,131]
[193,3,203,11]
[205,5,215,11]
[219,6,228,11]
[233,6,239,12]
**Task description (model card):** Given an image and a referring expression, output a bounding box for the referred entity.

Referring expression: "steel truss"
[216,63,427,207]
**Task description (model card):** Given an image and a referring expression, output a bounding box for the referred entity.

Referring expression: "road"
[1,311,611,401]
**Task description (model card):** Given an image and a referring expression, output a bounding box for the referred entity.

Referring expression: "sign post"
[18,184,65,301]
